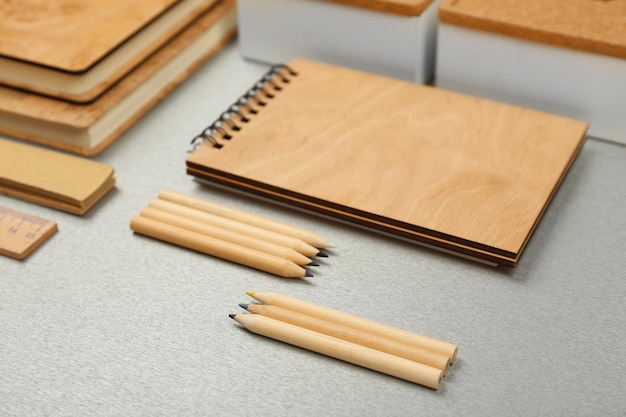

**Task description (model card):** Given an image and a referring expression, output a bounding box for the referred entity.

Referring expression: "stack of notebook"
[186,58,588,267]
[0,0,236,156]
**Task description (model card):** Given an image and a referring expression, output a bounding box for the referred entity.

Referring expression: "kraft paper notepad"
[0,137,115,215]
[186,58,588,266]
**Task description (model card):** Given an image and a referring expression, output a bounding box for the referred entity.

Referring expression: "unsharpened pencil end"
[305,270,314,278]
[316,250,329,258]
[239,303,249,310]
[228,314,237,319]
[307,261,320,267]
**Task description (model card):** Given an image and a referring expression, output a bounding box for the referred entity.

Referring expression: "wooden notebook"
[0,0,236,156]
[0,0,219,103]
[186,59,588,266]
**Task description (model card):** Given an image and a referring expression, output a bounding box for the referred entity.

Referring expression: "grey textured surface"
[1,41,625,417]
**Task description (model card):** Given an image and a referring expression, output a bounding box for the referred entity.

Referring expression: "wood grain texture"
[0,206,57,260]
[187,58,588,265]
[0,0,219,102]
[439,0,626,60]
[0,0,236,156]
[0,0,178,72]
[319,0,434,16]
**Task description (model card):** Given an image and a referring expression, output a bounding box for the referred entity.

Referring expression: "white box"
[435,0,626,145]
[237,0,441,83]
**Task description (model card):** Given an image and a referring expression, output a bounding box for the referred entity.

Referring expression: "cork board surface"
[0,0,178,72]
[321,0,434,16]
[439,0,626,60]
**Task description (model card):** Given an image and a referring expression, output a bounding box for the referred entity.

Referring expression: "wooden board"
[0,0,219,102]
[438,0,626,60]
[187,58,588,266]
[0,0,179,72]
[0,206,57,260]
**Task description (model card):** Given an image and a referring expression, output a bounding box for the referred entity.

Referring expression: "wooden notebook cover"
[0,137,115,214]
[0,0,179,72]
[439,0,626,60]
[0,0,219,102]
[187,58,588,265]
[320,0,434,16]
[0,0,236,156]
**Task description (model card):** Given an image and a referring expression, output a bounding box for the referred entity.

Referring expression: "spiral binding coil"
[190,64,298,151]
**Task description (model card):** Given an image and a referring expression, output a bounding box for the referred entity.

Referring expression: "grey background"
[1,41,625,416]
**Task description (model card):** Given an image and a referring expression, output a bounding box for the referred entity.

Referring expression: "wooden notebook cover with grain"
[187,58,588,264]
[0,0,179,72]
[0,0,236,156]
[438,0,626,60]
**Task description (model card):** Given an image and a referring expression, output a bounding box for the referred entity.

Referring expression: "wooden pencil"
[159,189,329,248]
[241,303,450,374]
[246,292,458,363]
[140,206,316,266]
[230,313,442,389]
[148,198,322,258]
[130,216,312,278]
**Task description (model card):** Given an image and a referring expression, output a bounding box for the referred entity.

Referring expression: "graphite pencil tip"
[307,261,320,267]
[316,250,329,258]
[239,303,249,310]
[228,314,237,319]
[305,270,314,278]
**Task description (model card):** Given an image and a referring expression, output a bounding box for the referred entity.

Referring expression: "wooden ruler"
[0,206,57,260]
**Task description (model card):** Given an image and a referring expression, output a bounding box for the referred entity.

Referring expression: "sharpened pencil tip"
[239,303,249,310]
[307,261,320,267]
[305,270,314,278]
[316,250,329,258]
[229,314,237,319]
[246,291,256,297]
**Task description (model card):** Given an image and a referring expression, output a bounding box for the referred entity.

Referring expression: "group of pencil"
[130,189,329,278]
[231,292,458,390]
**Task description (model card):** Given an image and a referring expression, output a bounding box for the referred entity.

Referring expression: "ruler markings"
[0,205,57,260]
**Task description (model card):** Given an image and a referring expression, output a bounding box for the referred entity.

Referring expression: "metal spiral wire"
[190,64,298,151]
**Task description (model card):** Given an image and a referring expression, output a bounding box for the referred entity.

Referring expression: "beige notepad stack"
[0,0,237,155]
[0,137,115,214]
[186,58,588,267]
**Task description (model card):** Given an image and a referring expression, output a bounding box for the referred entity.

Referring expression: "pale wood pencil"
[149,198,322,258]
[159,189,329,248]
[140,206,316,266]
[230,313,442,389]
[240,303,450,374]
[246,292,458,363]
[130,216,312,278]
